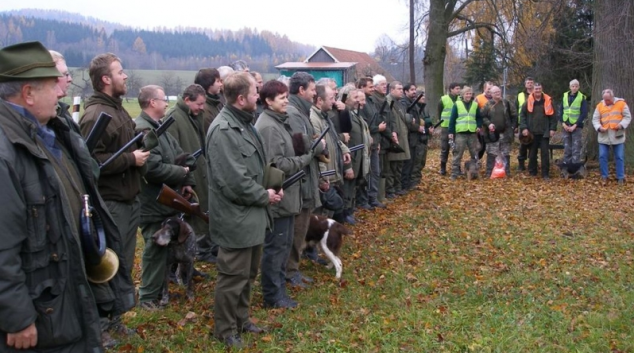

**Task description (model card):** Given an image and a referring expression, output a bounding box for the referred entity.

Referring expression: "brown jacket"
[80,92,145,202]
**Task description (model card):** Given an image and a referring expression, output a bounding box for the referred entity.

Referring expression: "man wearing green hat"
[0,41,108,351]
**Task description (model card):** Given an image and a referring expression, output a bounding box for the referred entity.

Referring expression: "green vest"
[455,100,477,133]
[562,91,584,124]
[440,95,455,128]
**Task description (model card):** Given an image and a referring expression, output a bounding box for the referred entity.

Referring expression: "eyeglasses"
[62,72,71,78]
[152,97,169,103]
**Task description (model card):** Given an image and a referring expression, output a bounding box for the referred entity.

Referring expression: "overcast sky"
[1,0,410,52]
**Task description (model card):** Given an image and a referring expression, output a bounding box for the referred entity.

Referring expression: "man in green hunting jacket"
[0,41,107,352]
[166,84,215,263]
[135,85,196,311]
[206,72,283,348]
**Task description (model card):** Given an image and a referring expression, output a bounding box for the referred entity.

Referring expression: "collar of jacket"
[137,111,161,128]
[84,91,123,110]
[261,108,288,124]
[310,105,326,119]
[57,101,70,115]
[175,96,196,117]
[289,94,312,116]
[206,93,222,106]
[372,91,386,103]
[226,104,256,125]
[0,100,49,159]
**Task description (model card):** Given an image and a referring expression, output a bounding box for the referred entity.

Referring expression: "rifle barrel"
[348,144,364,153]
[99,133,143,169]
[320,170,336,178]
[407,93,425,113]
[85,112,112,153]
[282,170,305,190]
[310,125,330,151]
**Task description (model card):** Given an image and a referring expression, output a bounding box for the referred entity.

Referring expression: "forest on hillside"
[0,10,315,72]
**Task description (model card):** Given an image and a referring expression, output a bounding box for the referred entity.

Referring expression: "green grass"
[113,151,634,352]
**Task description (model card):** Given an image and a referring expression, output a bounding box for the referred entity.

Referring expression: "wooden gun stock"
[157,184,209,224]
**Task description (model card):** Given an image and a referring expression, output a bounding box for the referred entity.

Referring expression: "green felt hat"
[0,41,62,82]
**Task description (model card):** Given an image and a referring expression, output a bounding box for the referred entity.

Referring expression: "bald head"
[490,85,502,102]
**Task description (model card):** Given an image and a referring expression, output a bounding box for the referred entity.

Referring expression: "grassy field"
[109,149,634,353]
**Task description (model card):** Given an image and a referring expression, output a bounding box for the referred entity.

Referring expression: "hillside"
[0,9,315,71]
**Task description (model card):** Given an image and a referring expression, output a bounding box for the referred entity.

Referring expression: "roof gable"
[321,46,394,82]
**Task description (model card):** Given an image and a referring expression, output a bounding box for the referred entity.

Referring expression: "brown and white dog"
[152,217,196,305]
[305,214,352,279]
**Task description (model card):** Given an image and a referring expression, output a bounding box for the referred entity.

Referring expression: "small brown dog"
[464,159,479,180]
[305,214,352,279]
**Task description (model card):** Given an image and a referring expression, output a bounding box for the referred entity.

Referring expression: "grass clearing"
[109,149,633,352]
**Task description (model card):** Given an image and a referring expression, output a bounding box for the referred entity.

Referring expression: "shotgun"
[85,112,112,153]
[348,144,365,153]
[100,116,175,169]
[156,184,209,224]
[192,148,203,159]
[407,93,425,113]
[310,125,330,151]
[320,169,336,178]
[282,170,306,190]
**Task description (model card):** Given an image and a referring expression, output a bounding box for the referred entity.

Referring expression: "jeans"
[599,143,625,180]
[261,216,294,304]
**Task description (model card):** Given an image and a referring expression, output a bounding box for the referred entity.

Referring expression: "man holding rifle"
[401,85,431,190]
[341,87,371,218]
[80,53,147,341]
[166,84,215,264]
[134,85,196,311]
[286,72,327,287]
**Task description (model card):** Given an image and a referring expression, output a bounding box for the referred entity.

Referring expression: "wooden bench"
[549,144,564,160]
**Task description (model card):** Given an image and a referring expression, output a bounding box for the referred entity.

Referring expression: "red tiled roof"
[320,46,395,81]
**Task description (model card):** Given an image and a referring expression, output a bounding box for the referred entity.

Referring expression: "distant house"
[276,46,394,86]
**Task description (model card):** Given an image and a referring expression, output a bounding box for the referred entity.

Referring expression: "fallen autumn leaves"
[119,152,634,352]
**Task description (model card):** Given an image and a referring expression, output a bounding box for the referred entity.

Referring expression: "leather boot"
[439,162,447,175]
[485,154,496,178]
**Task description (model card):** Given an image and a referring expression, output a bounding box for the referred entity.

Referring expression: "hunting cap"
[264,163,285,192]
[0,41,62,82]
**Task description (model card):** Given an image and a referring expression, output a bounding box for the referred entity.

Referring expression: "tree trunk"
[409,0,416,84]
[587,0,634,168]
[423,0,451,120]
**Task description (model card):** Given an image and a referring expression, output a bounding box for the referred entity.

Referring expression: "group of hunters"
[0,40,631,352]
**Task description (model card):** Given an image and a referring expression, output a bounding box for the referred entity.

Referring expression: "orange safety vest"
[598,100,626,129]
[475,94,490,109]
[527,93,554,115]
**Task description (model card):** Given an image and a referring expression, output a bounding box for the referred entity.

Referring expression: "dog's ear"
[177,219,193,244]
